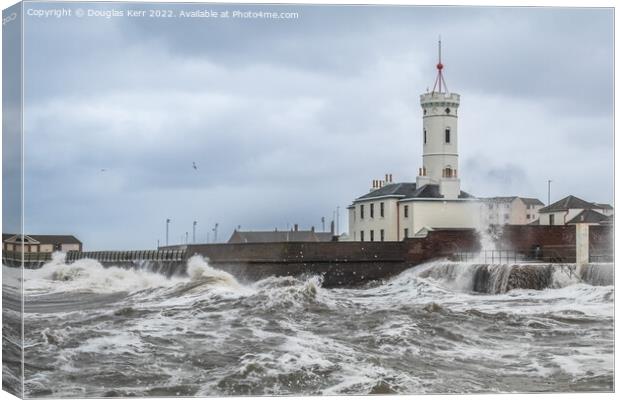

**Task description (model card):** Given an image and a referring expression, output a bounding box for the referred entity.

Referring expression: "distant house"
[538,195,614,226]
[2,234,83,253]
[480,196,544,225]
[228,226,334,243]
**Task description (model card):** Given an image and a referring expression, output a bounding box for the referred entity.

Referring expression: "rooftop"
[3,234,82,244]
[228,230,334,244]
[566,209,611,225]
[539,195,611,213]
[353,183,474,203]
[480,196,544,206]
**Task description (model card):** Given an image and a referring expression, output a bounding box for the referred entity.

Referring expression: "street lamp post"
[192,221,197,244]
[336,206,340,235]
[547,180,552,205]
[212,223,219,243]
[166,218,171,246]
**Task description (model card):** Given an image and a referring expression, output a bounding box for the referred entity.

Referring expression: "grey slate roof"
[521,197,545,206]
[315,232,335,242]
[228,230,333,243]
[480,196,543,206]
[3,234,82,244]
[566,209,610,225]
[354,183,474,202]
[539,195,602,213]
[480,196,518,203]
[355,183,418,200]
[592,203,614,210]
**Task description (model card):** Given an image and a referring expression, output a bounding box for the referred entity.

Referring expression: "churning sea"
[2,254,614,397]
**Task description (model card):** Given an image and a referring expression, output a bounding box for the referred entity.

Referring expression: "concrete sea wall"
[3,226,612,287]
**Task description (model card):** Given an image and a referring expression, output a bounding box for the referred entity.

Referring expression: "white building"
[537,195,613,226]
[481,196,544,225]
[347,41,481,241]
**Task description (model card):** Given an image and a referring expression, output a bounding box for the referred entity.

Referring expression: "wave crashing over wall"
[415,261,613,294]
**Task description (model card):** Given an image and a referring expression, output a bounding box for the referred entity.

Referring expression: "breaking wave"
[413,260,613,294]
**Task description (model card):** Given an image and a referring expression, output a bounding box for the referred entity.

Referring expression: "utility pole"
[547,180,552,205]
[157,239,159,249]
[192,221,197,244]
[166,218,171,246]
[185,232,189,244]
[321,216,325,232]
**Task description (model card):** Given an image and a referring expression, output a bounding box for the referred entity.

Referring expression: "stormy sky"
[10,2,614,250]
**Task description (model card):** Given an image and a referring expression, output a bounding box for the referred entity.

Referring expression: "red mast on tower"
[431,37,448,94]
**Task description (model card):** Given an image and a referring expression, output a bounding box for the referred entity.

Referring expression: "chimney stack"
[294,224,298,232]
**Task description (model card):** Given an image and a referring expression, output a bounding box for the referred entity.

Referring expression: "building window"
[360,204,364,219]
[360,231,365,241]
[424,129,427,144]
[504,214,509,220]
[380,202,385,217]
[549,214,555,225]
[380,229,385,242]
[404,205,409,218]
[370,203,374,218]
[527,214,531,219]
[404,228,409,239]
[445,128,451,144]
[370,230,374,242]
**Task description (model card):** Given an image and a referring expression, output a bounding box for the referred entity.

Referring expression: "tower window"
[380,202,385,217]
[423,109,427,115]
[360,204,364,219]
[445,128,451,144]
[404,205,409,218]
[424,129,427,144]
[445,107,451,114]
[370,203,374,218]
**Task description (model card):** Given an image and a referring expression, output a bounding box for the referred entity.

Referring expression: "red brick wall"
[497,225,576,250]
